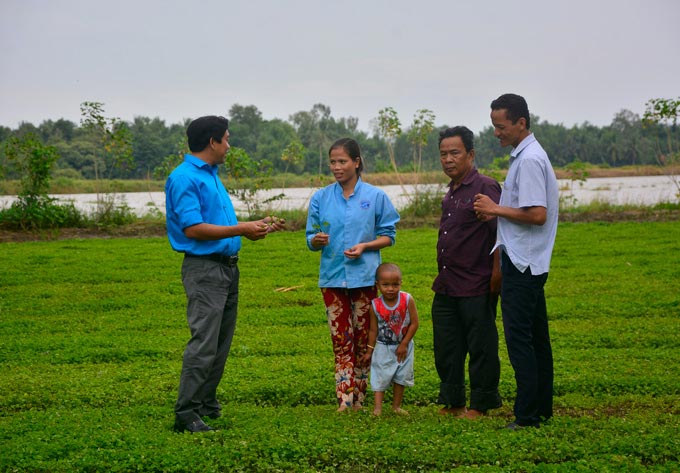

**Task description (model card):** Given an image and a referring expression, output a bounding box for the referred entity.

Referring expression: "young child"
[361,263,419,416]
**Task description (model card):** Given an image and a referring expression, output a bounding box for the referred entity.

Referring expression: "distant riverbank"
[0,175,677,217]
[1,164,679,196]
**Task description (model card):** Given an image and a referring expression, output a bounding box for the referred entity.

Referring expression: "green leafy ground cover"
[1,223,679,472]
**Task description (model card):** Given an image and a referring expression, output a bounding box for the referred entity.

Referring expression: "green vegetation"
[643,97,680,199]
[2,97,680,231]
[0,103,140,231]
[0,133,80,230]
[2,100,680,183]
[2,163,677,196]
[1,223,679,471]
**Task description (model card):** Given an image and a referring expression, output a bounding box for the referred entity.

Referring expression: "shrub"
[0,197,85,230]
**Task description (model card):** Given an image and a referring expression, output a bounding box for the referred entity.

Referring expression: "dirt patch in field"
[559,208,680,223]
[555,401,680,418]
[554,165,680,179]
[1,208,678,243]
[0,222,168,243]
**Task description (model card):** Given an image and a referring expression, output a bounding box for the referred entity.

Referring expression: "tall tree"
[128,116,184,179]
[289,103,334,174]
[610,110,645,165]
[228,104,263,158]
[407,109,436,174]
[253,119,298,171]
[376,107,405,191]
[3,133,59,200]
[643,97,680,198]
[80,101,134,181]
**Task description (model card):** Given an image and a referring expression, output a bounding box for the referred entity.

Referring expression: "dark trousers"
[175,257,239,422]
[432,293,502,411]
[501,251,553,426]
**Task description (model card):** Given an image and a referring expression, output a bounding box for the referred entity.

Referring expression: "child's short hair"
[376,262,402,280]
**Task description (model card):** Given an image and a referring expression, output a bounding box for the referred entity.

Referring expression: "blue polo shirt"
[305,178,400,289]
[493,134,559,275]
[165,154,241,256]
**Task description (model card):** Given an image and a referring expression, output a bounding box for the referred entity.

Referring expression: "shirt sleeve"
[167,174,204,230]
[305,190,322,251]
[483,178,502,233]
[516,157,548,209]
[374,191,400,245]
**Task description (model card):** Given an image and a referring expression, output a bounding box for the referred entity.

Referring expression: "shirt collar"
[448,167,479,190]
[334,176,363,196]
[185,153,218,174]
[510,133,536,159]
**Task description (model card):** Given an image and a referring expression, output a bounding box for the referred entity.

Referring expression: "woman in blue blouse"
[306,138,400,412]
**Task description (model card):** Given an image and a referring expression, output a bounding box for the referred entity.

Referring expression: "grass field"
[1,223,679,471]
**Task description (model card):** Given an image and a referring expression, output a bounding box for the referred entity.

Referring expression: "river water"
[0,175,677,217]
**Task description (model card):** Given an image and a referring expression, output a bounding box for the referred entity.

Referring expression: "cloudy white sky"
[1,0,678,134]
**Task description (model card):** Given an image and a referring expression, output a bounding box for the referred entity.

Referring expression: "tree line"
[1,101,678,181]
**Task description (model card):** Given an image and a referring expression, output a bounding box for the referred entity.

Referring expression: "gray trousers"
[174,256,239,422]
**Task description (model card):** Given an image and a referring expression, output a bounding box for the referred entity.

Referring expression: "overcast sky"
[1,0,678,135]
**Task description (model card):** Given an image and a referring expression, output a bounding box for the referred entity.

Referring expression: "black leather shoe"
[173,418,215,433]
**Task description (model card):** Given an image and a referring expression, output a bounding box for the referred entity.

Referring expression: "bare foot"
[457,408,486,419]
[337,404,350,413]
[352,404,363,412]
[393,407,409,416]
[372,409,382,416]
[439,406,467,416]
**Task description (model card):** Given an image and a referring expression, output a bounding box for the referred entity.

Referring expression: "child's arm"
[396,295,419,363]
[360,305,378,367]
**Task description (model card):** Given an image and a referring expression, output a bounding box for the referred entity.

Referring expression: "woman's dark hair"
[438,126,474,152]
[186,115,229,152]
[490,93,530,129]
[329,137,364,176]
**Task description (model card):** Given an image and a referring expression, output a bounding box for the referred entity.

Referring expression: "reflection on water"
[0,175,677,217]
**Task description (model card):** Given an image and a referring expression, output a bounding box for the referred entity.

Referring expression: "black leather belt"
[185,253,239,266]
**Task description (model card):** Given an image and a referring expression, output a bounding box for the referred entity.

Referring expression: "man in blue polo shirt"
[165,115,284,433]
[474,94,559,430]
